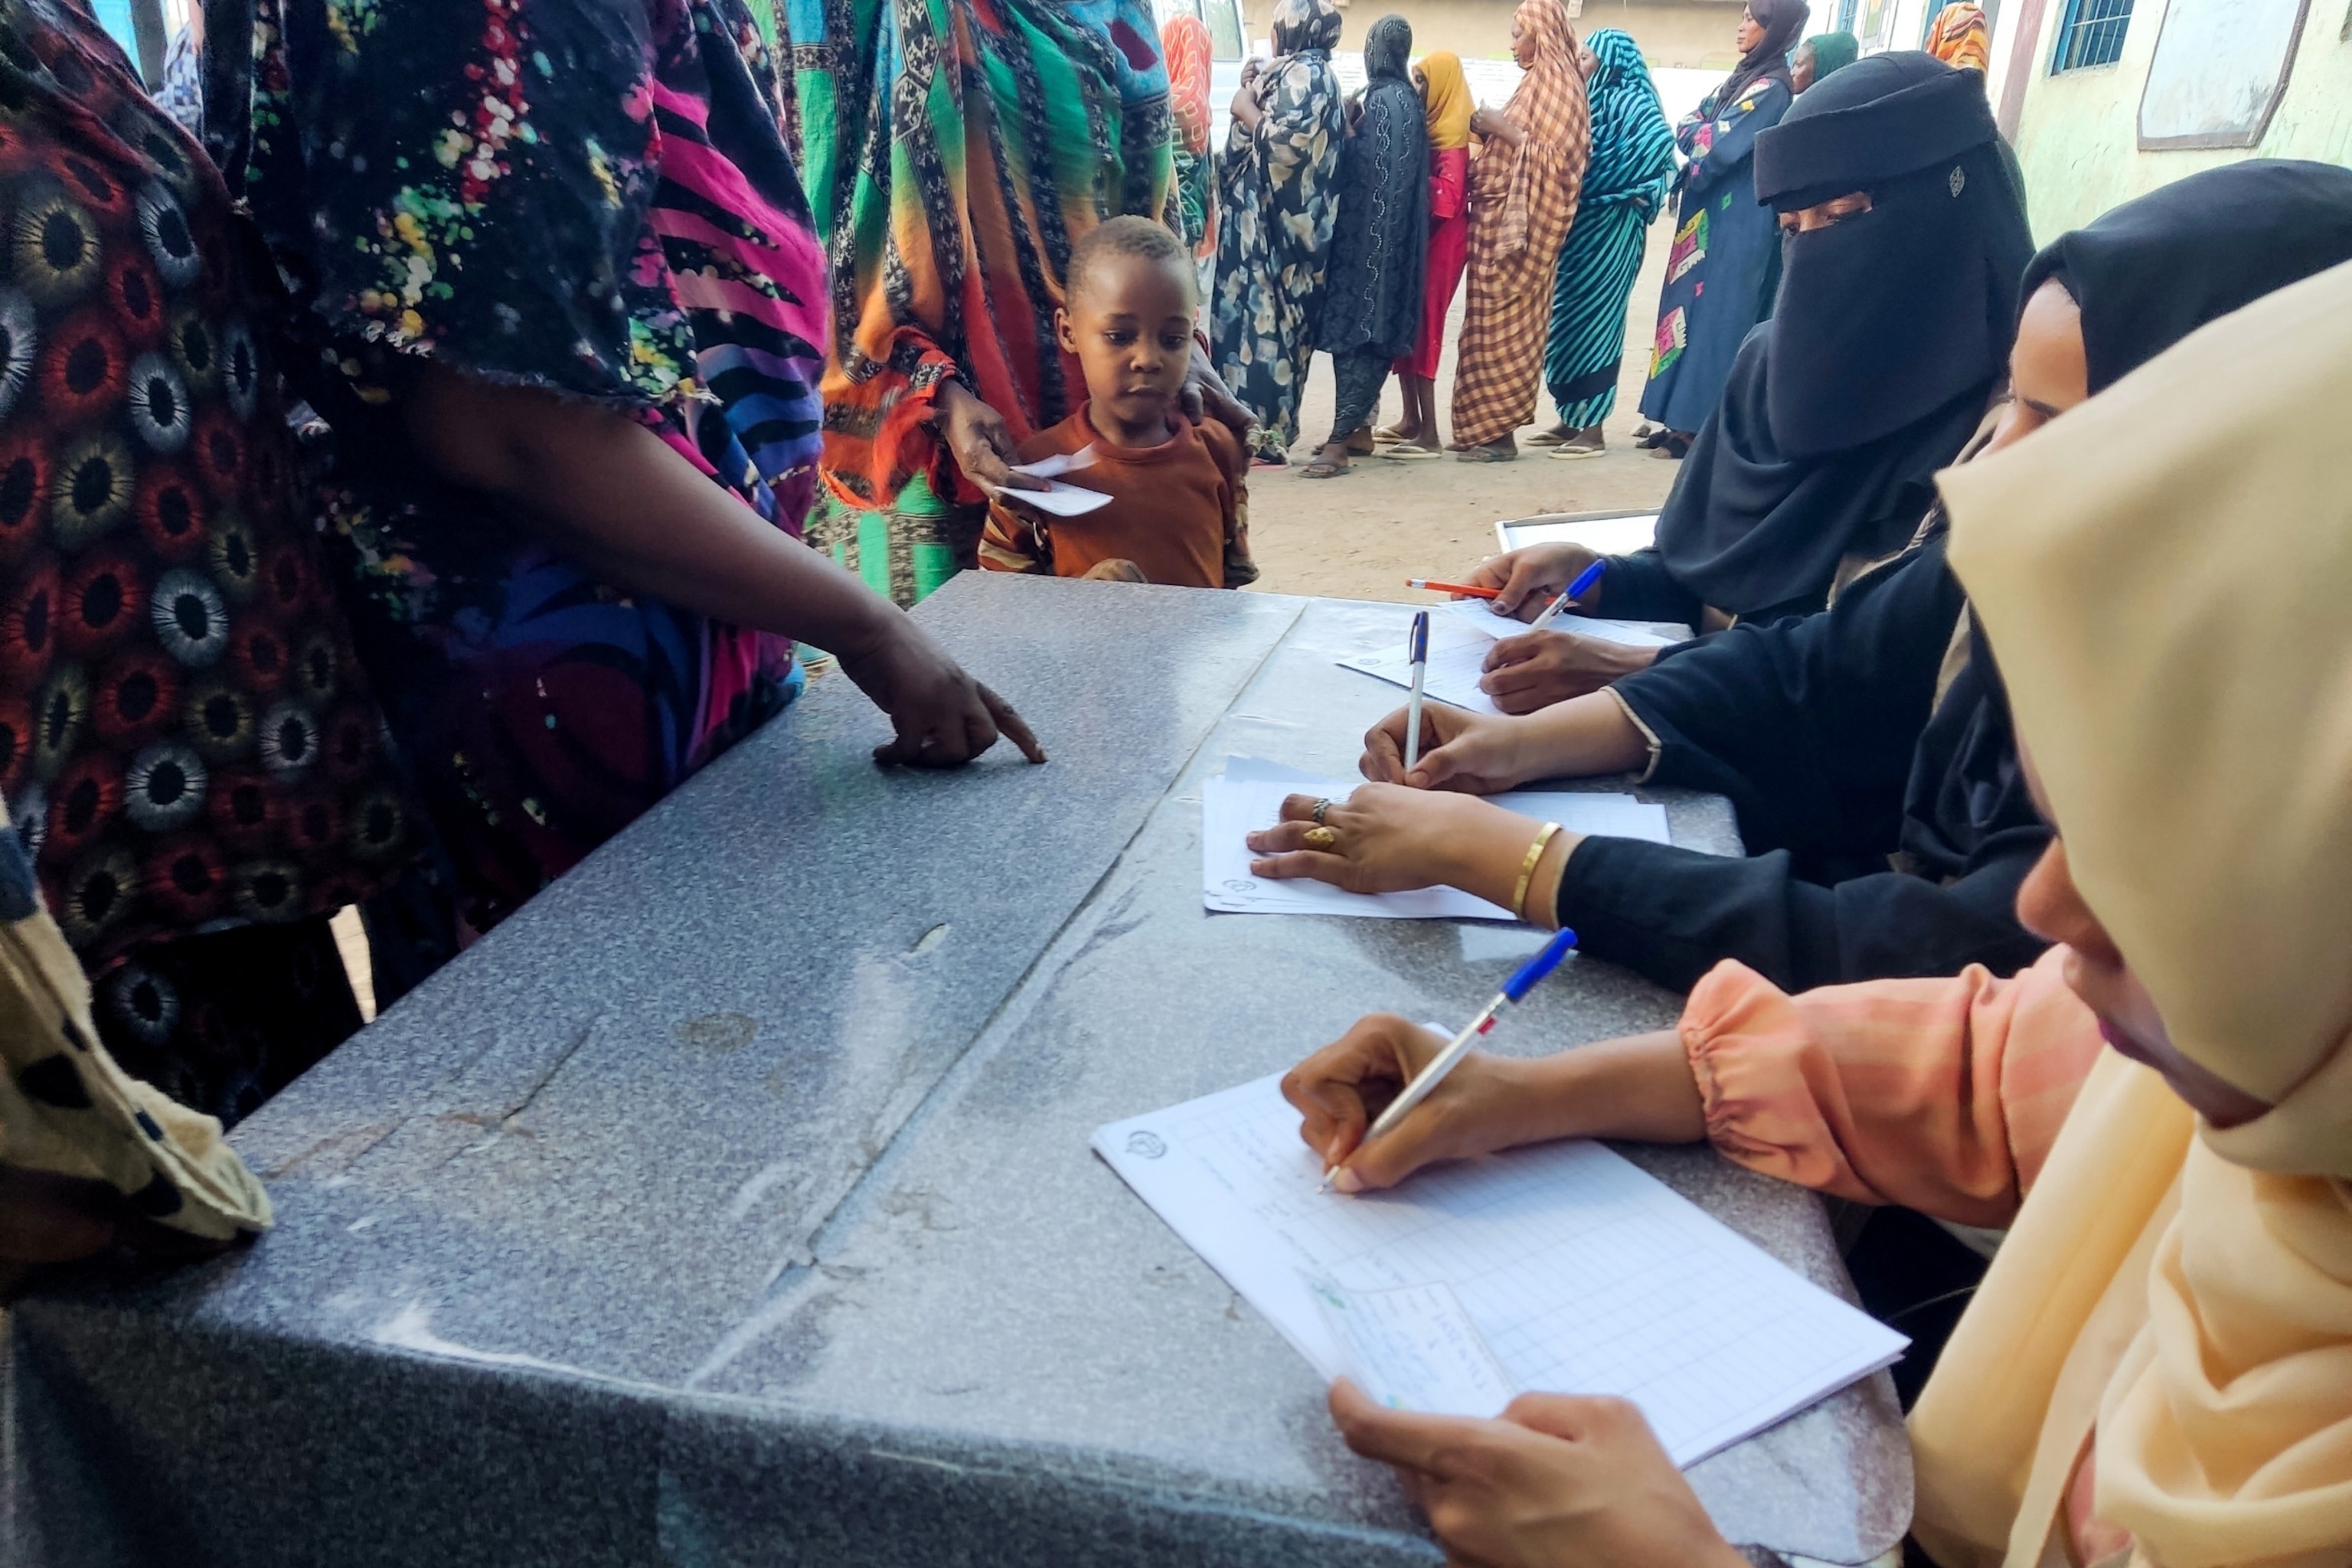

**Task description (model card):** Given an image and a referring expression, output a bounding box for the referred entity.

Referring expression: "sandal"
[1651,432,1692,460]
[1454,443,1517,464]
[1525,425,1576,448]
[1301,458,1351,479]
[1250,451,1290,469]
[1345,426,1377,456]
[1373,424,1416,445]
[1383,443,1443,461]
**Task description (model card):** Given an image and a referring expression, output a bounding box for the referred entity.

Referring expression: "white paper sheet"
[1340,608,1690,716]
[1311,1279,1516,1417]
[1202,760,1671,920]
[1001,446,1113,516]
[1095,1075,1907,1467]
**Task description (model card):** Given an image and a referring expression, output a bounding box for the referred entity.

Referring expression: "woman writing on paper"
[1249,164,2352,998]
[1281,256,2352,1568]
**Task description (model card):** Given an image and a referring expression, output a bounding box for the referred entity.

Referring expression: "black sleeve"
[1588,548,1702,625]
[1611,537,1965,862]
[1553,834,2051,995]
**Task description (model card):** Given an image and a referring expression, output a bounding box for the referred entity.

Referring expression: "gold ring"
[1303,825,1340,851]
[1311,797,1334,825]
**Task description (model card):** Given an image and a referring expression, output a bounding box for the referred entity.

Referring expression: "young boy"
[981,217,1256,589]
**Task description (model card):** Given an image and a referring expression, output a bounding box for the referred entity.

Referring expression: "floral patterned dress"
[0,0,419,1124]
[1210,0,1344,462]
[212,0,831,934]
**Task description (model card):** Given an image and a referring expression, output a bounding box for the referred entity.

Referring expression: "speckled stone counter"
[8,574,1909,1567]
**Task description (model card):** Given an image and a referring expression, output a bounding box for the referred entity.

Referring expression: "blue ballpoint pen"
[1319,926,1580,1192]
[1402,609,1431,771]
[1526,558,1606,635]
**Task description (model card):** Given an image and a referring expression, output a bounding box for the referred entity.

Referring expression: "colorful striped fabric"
[1543,30,1675,429]
[782,0,1174,575]
[226,0,830,931]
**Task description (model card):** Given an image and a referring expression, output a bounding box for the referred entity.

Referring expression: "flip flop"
[1345,427,1377,456]
[1300,459,1351,479]
[1454,445,1517,464]
[1524,428,1574,448]
[1250,452,1290,469]
[1372,425,1414,444]
[1549,440,1606,460]
[1382,443,1444,461]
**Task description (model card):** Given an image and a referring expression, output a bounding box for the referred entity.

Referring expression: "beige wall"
[2008,6,2352,240]
[1240,0,1751,70]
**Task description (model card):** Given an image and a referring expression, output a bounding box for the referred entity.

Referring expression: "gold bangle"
[1513,822,1563,922]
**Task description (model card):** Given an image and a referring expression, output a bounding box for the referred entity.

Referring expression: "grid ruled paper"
[1095,1074,1906,1468]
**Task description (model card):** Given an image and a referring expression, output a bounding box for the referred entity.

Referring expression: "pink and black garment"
[0,0,418,1122]
[213,0,831,933]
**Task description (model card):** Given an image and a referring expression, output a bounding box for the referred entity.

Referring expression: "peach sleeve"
[1678,948,2104,1228]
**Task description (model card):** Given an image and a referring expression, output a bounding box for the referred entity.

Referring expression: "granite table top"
[8,573,1909,1568]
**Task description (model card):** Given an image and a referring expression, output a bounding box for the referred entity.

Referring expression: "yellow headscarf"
[1919,259,2352,1566]
[1419,50,1473,151]
[1924,2,1991,74]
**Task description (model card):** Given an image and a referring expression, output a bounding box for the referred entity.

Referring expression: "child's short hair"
[1067,215,1197,307]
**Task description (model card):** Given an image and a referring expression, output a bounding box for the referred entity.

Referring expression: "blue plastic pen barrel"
[1501,928,1579,1003]
[1409,609,1429,663]
[1565,559,1606,602]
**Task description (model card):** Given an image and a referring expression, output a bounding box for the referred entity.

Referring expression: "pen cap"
[1409,610,1429,663]
[1501,928,1579,1002]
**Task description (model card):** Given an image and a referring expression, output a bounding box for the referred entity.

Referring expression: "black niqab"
[1651,51,2030,618]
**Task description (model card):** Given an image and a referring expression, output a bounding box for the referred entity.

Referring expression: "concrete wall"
[2007,2,2352,239]
[1240,0,1753,70]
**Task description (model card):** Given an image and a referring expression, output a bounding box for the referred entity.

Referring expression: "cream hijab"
[1919,258,2352,1567]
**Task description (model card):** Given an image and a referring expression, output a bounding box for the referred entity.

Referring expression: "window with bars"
[2052,0,2134,70]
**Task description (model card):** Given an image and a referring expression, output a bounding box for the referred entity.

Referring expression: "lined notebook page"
[1096,1074,1905,1467]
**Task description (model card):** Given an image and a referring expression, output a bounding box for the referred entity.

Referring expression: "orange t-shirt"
[979,404,1253,590]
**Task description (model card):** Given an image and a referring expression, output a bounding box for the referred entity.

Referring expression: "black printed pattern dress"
[0,1,417,1125]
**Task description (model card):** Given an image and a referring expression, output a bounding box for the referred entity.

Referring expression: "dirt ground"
[1244,215,1679,603]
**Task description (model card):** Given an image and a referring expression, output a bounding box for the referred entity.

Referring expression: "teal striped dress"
[1544,31,1677,429]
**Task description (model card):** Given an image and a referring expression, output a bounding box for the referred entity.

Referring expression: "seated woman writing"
[1253,162,2352,992]
[1281,261,2352,1567]
[1471,53,2033,686]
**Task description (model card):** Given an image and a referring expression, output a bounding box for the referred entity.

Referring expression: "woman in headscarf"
[1246,165,2352,1005]
[1164,13,1220,301]
[1214,0,1348,466]
[1304,15,1427,479]
[1790,29,1858,91]
[1447,0,1591,462]
[785,0,1243,600]
[1516,53,2034,637]
[1924,2,1991,70]
[215,0,1044,940]
[1634,0,1808,459]
[0,0,430,1125]
[1378,51,1473,459]
[1284,251,2352,1568]
[1527,29,1675,460]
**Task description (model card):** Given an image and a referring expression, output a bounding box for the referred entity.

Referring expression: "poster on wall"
[2138,0,2312,149]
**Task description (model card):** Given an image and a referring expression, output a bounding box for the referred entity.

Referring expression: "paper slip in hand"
[1200,758,1670,920]
[1312,1279,1514,1417]
[1004,446,1113,517]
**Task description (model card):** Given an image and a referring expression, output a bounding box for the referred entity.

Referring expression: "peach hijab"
[1919,258,2352,1566]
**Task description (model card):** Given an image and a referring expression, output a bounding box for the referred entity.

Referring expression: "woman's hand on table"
[1246,785,1569,907]
[1328,1381,1746,1568]
[933,380,1044,501]
[1361,704,1537,792]
[838,615,1048,768]
[1282,1014,1541,1191]
[1479,631,1660,714]
[1462,543,1603,619]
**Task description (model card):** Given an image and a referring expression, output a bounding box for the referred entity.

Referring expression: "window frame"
[2049,0,2136,71]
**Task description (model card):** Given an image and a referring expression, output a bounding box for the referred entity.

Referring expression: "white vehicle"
[1152,0,1253,150]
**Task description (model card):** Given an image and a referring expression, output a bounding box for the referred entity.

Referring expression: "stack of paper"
[1202,758,1670,920]
[1096,1075,1906,1465]
[1339,602,1693,716]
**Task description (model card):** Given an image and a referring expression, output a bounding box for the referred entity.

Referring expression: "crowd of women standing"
[15,2,2352,1563]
